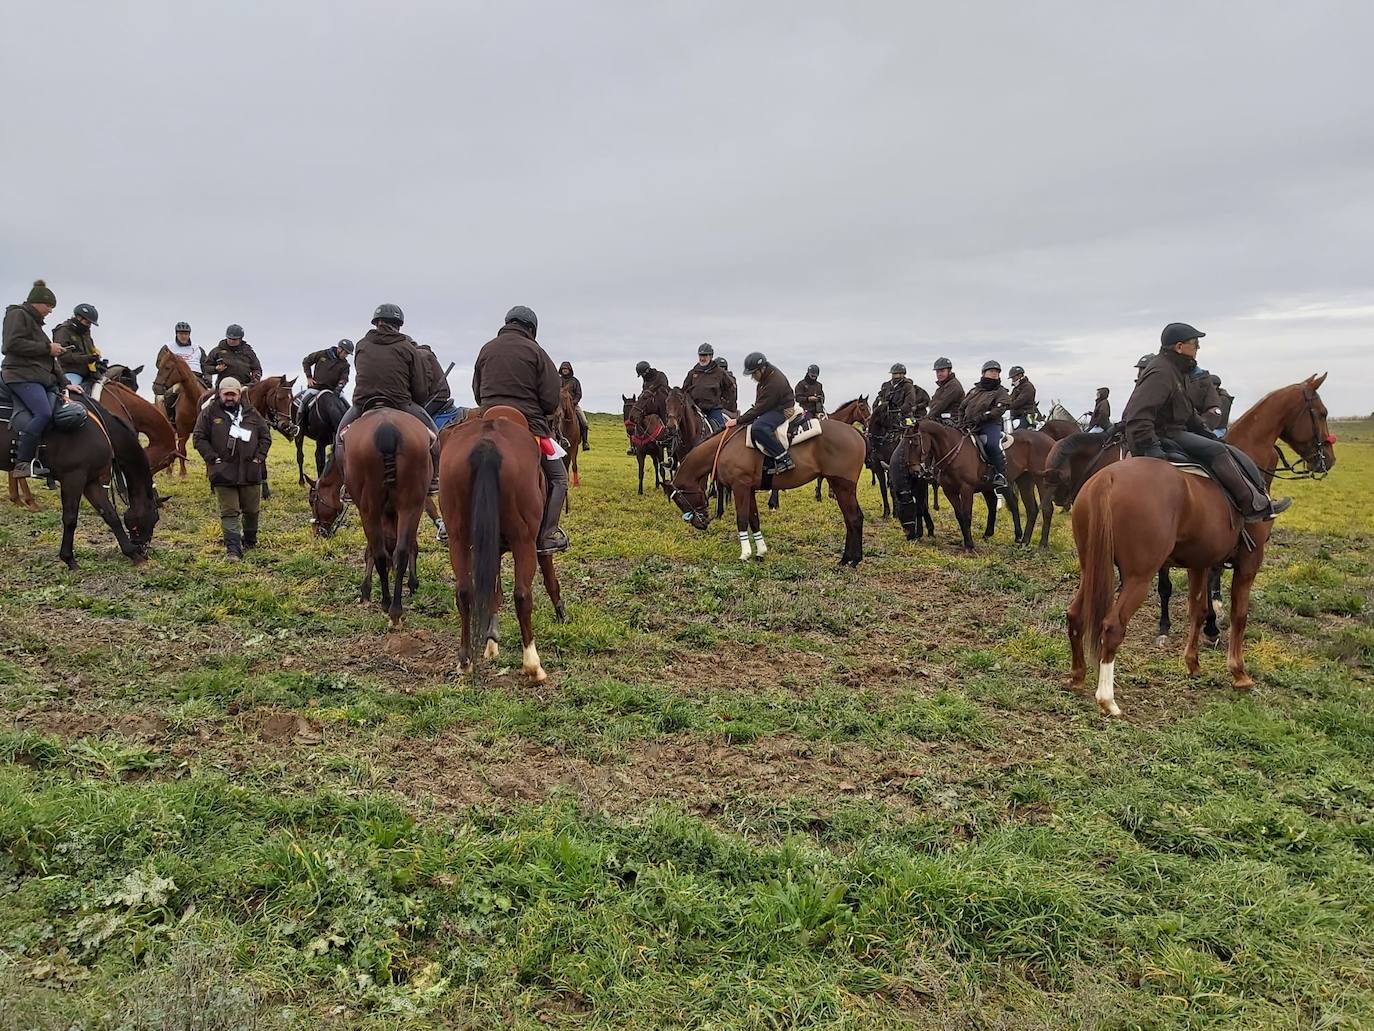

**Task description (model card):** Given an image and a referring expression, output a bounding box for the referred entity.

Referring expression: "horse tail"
[375,419,400,487]
[1081,483,1116,666]
[469,437,503,647]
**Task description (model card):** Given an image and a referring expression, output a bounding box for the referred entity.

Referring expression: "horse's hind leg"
[1016,477,1038,546]
[1226,561,1261,691]
[539,553,566,622]
[1096,573,1153,717]
[512,543,547,683]
[637,454,646,495]
[360,545,375,603]
[876,466,890,519]
[832,478,863,567]
[733,484,753,561]
[58,478,85,569]
[982,489,1000,540]
[1182,567,1210,677]
[1204,567,1223,643]
[297,434,307,485]
[749,492,767,560]
[1156,568,1173,643]
[1067,588,1088,688]
[1037,481,1053,548]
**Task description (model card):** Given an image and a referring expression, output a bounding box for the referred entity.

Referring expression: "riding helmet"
[635,361,651,376]
[1009,365,1024,377]
[225,324,245,339]
[371,304,404,327]
[807,364,820,376]
[1135,354,1153,369]
[73,303,99,325]
[717,358,729,370]
[1209,373,1222,387]
[698,343,714,356]
[505,305,538,334]
[174,321,191,334]
[982,360,1002,373]
[743,352,767,373]
[336,338,355,354]
[52,399,89,432]
[890,363,906,375]
[933,357,952,371]
[1161,322,1205,348]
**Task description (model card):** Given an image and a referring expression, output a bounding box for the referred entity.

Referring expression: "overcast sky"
[4,2,1371,416]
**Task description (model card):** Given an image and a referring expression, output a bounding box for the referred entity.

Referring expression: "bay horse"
[1068,374,1335,716]
[1047,429,1225,642]
[308,409,430,628]
[906,419,1022,551]
[294,388,348,483]
[152,348,208,477]
[92,380,180,475]
[663,388,732,519]
[556,385,582,499]
[1000,428,1059,548]
[864,404,902,519]
[666,420,866,565]
[438,407,565,682]
[622,393,667,495]
[244,376,298,501]
[1039,418,1080,442]
[0,397,160,568]
[767,396,873,508]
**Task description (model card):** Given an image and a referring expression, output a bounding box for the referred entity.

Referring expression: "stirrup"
[1246,496,1292,523]
[537,527,570,555]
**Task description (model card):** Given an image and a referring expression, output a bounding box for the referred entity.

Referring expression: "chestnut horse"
[623,393,667,495]
[1068,374,1335,716]
[438,407,565,682]
[308,409,430,628]
[666,420,866,565]
[92,380,180,475]
[152,348,208,477]
[556,385,582,499]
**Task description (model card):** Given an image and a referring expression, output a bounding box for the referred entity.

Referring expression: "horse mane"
[1052,431,1108,460]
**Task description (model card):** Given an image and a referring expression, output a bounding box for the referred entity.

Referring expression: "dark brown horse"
[623,393,667,495]
[438,407,565,681]
[152,348,209,477]
[556,385,582,499]
[767,396,873,508]
[907,419,1022,551]
[1039,418,1081,442]
[93,379,180,475]
[244,376,298,501]
[1067,374,1335,716]
[294,388,348,483]
[0,397,160,568]
[666,420,866,565]
[308,409,430,628]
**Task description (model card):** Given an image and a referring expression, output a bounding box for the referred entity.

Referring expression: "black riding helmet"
[717,358,729,370]
[982,360,1002,373]
[698,343,714,356]
[73,303,99,325]
[174,321,191,334]
[225,324,245,340]
[890,363,906,376]
[807,364,820,377]
[505,305,538,334]
[1009,365,1024,377]
[743,352,768,373]
[635,361,651,376]
[336,338,355,354]
[1135,354,1153,369]
[372,304,404,328]
[933,357,952,371]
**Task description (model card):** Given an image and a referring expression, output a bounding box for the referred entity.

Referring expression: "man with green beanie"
[2,280,65,478]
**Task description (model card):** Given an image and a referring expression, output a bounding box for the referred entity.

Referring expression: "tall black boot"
[538,469,570,554]
[224,529,244,560]
[1211,452,1288,522]
[242,513,259,550]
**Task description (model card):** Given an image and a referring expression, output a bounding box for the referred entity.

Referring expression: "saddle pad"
[1169,461,1213,479]
[749,409,822,452]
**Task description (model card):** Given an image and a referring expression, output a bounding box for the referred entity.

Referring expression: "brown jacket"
[560,371,582,404]
[640,368,670,394]
[876,377,926,419]
[302,346,351,392]
[959,378,1011,426]
[417,345,451,407]
[927,374,965,420]
[207,340,263,385]
[794,376,825,414]
[683,361,730,410]
[193,398,272,487]
[353,328,428,410]
[1089,392,1111,430]
[2,303,59,386]
[473,323,561,436]
[1186,370,1224,430]
[54,318,99,376]
[738,365,795,425]
[722,371,738,413]
[1008,377,1037,419]
[1122,351,1207,454]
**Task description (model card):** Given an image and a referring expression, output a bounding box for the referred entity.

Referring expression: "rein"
[1270,390,1334,481]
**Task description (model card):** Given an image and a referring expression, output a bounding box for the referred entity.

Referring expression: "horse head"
[257,377,299,439]
[306,467,348,537]
[1278,373,1336,476]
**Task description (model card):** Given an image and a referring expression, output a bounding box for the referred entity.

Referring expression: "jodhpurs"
[750,409,787,458]
[10,381,54,462]
[976,421,1006,477]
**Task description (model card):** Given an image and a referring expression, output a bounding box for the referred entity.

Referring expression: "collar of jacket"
[499,324,535,343]
[63,318,89,337]
[16,302,46,325]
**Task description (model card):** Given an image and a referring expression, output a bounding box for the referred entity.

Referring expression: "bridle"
[909,422,964,480]
[309,484,349,536]
[1272,388,1335,480]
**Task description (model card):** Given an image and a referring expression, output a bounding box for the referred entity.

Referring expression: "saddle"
[970,429,1013,465]
[747,409,823,454]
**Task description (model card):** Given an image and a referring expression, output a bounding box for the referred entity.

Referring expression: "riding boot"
[224,530,244,560]
[242,513,259,550]
[988,439,1009,490]
[1210,451,1289,522]
[538,457,570,554]
[578,411,590,451]
[770,450,795,473]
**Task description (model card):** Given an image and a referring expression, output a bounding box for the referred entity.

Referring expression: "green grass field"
[0,414,1370,1029]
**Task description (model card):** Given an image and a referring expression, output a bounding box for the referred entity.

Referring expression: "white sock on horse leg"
[1096,660,1121,717]
[738,531,751,561]
[752,530,768,556]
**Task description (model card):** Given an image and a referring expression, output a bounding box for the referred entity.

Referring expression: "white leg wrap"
[752,530,768,556]
[522,642,547,682]
[484,639,500,660]
[1096,660,1122,716]
[738,531,752,561]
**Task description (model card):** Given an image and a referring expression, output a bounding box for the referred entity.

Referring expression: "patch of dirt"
[11,708,168,744]
[251,711,323,745]
[340,629,463,676]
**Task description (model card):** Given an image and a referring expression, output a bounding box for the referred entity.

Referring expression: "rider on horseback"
[876,363,927,426]
[207,325,262,388]
[158,322,209,421]
[1122,323,1291,523]
[3,280,66,479]
[927,357,964,422]
[559,361,591,450]
[958,360,1011,490]
[333,304,440,494]
[302,339,353,396]
[474,305,569,554]
[1007,365,1039,429]
[53,304,101,388]
[717,357,739,416]
[794,364,826,419]
[725,352,796,473]
[629,361,670,453]
[1088,387,1111,431]
[682,343,730,431]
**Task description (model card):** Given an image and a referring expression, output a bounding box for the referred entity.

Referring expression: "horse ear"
[132,365,144,375]
[1310,372,1328,389]
[304,474,317,489]
[155,493,171,507]
[284,376,297,388]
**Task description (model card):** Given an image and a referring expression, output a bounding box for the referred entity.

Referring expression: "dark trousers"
[704,408,726,432]
[976,422,1006,477]
[751,410,787,458]
[1164,431,1270,514]
[214,484,261,539]
[10,381,54,462]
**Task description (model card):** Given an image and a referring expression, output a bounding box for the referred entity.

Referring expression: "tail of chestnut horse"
[469,438,503,648]
[375,420,400,487]
[1079,486,1116,666]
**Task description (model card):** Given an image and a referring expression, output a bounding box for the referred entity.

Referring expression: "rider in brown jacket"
[682,343,731,430]
[958,360,1012,489]
[794,365,825,418]
[927,357,965,421]
[725,352,796,472]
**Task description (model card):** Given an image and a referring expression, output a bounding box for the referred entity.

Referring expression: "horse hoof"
[1098,700,1124,718]
[752,554,765,563]
[1154,634,1169,647]
[1232,677,1255,691]
[484,639,500,660]
[1204,635,1221,649]
[555,604,567,623]
[460,660,474,675]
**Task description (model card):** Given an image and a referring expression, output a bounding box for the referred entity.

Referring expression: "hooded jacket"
[1007,376,1037,420]
[1089,390,1111,430]
[353,328,428,410]
[927,374,965,421]
[958,377,1011,426]
[737,365,795,425]
[302,347,351,392]
[417,345,451,408]
[473,323,561,436]
[559,366,583,404]
[794,375,825,414]
[683,360,730,410]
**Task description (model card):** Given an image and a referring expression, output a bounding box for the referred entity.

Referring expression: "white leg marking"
[484,639,500,660]
[738,531,752,561]
[752,530,768,557]
[523,642,547,683]
[1096,660,1122,717]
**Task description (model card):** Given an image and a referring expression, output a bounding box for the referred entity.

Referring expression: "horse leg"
[58,477,84,569]
[833,478,864,567]
[949,485,975,552]
[1182,566,1210,677]
[1016,476,1038,546]
[453,530,474,673]
[1204,567,1223,644]
[981,488,999,540]
[539,553,566,622]
[512,543,547,683]
[1037,480,1053,548]
[749,492,766,560]
[877,466,890,519]
[360,544,375,603]
[1096,573,1153,717]
[83,480,139,562]
[637,453,645,495]
[767,488,779,511]
[1226,564,1260,690]
[1067,588,1088,688]
[734,484,753,561]
[814,479,822,502]
[919,480,934,538]
[297,433,307,485]
[1156,568,1172,643]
